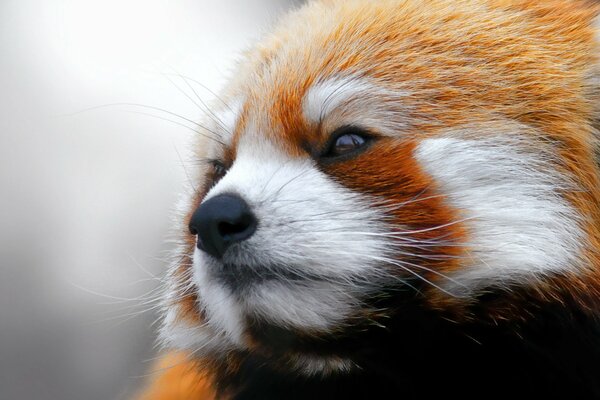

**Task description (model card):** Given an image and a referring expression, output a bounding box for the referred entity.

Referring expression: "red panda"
[138,0,600,398]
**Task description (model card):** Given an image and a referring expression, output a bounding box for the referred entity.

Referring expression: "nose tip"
[188,194,258,258]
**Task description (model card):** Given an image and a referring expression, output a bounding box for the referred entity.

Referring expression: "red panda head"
[160,0,600,379]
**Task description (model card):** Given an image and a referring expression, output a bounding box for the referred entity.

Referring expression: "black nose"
[188,194,257,258]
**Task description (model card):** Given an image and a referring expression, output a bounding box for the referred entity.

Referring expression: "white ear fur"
[301,75,411,137]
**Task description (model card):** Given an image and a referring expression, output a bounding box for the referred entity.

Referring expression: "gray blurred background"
[0,1,301,399]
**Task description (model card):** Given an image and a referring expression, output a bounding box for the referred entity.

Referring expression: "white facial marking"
[415,133,583,293]
[303,77,375,123]
[302,76,410,135]
[186,132,389,350]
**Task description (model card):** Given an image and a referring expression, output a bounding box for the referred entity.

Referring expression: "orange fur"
[134,352,215,400]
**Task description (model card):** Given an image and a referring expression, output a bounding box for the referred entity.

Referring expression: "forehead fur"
[226,0,599,144]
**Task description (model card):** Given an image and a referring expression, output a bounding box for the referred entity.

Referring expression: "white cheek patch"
[415,135,584,293]
[302,76,411,135]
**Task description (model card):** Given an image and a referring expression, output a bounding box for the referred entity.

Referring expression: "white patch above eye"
[302,76,411,135]
[303,77,376,123]
[415,134,584,293]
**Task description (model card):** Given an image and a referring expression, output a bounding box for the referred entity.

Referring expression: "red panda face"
[160,0,600,377]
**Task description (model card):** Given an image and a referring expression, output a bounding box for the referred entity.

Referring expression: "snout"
[188,194,258,259]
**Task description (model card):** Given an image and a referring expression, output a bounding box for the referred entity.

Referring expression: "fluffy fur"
[137,0,600,398]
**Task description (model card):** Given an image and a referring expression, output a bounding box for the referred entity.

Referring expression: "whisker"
[171,140,200,195]
[68,281,159,303]
[126,254,162,281]
[283,245,467,296]
[162,71,231,135]
[263,166,313,204]
[161,72,232,111]
[65,103,226,146]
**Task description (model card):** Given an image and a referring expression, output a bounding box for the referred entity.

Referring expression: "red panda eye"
[323,127,369,158]
[210,160,228,185]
